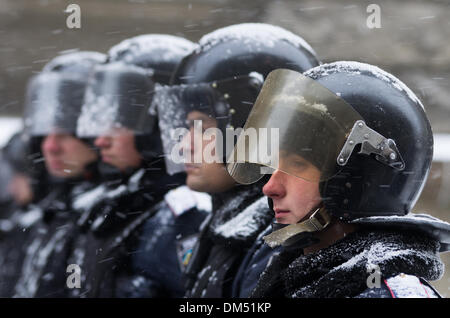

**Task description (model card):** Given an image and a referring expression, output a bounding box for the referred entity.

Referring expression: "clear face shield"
[24,72,86,137]
[0,158,14,204]
[76,62,156,139]
[152,75,262,175]
[226,69,405,184]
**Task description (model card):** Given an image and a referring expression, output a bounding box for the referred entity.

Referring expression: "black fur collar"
[252,229,443,298]
[207,180,273,247]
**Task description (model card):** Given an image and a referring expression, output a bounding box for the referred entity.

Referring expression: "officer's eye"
[286,158,311,174]
[294,160,307,167]
[293,160,307,169]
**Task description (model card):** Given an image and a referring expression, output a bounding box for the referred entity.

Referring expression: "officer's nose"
[263,169,287,199]
[41,133,62,155]
[94,135,112,149]
[180,128,195,158]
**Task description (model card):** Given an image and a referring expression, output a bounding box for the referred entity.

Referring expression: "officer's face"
[181,111,235,193]
[42,132,97,178]
[94,127,142,172]
[263,154,322,224]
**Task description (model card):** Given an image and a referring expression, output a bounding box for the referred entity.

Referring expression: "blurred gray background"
[0,0,449,296]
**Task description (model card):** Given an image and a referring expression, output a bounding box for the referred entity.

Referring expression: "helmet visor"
[152,75,259,175]
[76,62,155,138]
[24,73,86,136]
[226,68,363,184]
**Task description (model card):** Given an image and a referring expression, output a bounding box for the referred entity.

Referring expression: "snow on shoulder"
[385,274,437,298]
[165,185,212,217]
[214,196,269,239]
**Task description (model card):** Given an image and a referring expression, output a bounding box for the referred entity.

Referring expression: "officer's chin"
[49,167,75,179]
[185,173,208,193]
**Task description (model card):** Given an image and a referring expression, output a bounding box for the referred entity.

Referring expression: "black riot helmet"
[24,51,106,138]
[228,63,432,218]
[227,63,449,250]
[76,61,161,165]
[95,35,196,165]
[1,132,31,175]
[171,23,319,85]
[304,62,433,220]
[43,51,106,74]
[23,51,105,181]
[77,62,155,138]
[155,23,320,174]
[107,34,197,84]
[24,71,87,137]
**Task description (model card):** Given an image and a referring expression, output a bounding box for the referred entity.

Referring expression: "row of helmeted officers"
[0,23,449,298]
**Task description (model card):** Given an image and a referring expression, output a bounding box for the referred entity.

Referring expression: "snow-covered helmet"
[83,34,197,165]
[108,34,197,85]
[304,62,432,219]
[76,62,155,139]
[24,51,106,138]
[23,51,105,179]
[24,72,88,138]
[42,51,106,74]
[155,23,320,174]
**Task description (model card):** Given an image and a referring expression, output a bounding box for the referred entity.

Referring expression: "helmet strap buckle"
[308,207,332,231]
[263,207,331,248]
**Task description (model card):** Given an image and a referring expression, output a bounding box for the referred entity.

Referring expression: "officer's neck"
[303,220,357,255]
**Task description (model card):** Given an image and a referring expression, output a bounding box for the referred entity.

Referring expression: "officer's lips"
[273,208,291,218]
[185,163,201,173]
[100,151,114,163]
[47,158,64,171]
[101,154,113,162]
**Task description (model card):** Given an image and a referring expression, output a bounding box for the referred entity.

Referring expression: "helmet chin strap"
[263,207,332,248]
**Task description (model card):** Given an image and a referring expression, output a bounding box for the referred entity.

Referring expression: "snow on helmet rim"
[351,213,450,226]
[42,51,107,73]
[108,34,198,63]
[94,60,153,76]
[197,23,317,57]
[303,61,424,110]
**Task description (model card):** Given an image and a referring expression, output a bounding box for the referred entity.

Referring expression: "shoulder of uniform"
[357,273,441,298]
[383,274,439,298]
[164,186,211,217]
[385,274,440,298]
